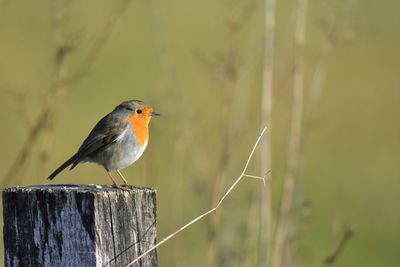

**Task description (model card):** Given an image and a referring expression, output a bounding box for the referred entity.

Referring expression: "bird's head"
[116,100,160,126]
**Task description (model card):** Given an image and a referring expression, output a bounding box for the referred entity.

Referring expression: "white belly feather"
[88,125,148,171]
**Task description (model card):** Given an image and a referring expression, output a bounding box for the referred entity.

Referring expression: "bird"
[47,100,160,187]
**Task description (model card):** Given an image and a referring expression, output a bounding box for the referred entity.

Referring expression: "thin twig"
[244,174,266,180]
[246,171,271,186]
[324,228,354,265]
[126,127,268,267]
[272,0,308,266]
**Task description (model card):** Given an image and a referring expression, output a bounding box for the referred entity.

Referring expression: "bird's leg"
[116,170,129,187]
[107,171,120,188]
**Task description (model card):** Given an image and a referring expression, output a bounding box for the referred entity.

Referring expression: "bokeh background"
[0,0,399,266]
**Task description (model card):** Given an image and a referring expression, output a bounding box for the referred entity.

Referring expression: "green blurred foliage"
[0,0,399,266]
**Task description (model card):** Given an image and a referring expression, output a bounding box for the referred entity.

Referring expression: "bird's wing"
[72,112,128,166]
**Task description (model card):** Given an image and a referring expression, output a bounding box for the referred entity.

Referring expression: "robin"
[47,100,160,187]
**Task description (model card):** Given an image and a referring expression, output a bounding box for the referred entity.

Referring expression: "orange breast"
[127,115,150,145]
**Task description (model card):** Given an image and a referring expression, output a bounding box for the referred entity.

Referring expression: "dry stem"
[271,0,308,266]
[126,127,268,267]
[259,0,276,265]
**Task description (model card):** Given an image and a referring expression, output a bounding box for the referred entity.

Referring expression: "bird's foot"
[111,183,129,191]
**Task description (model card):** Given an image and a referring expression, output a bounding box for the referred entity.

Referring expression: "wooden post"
[2,185,157,267]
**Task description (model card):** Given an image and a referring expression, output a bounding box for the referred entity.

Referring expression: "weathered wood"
[3,184,157,267]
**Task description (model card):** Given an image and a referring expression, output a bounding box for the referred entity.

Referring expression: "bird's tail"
[47,154,78,180]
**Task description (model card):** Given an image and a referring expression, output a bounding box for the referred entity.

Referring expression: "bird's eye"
[136,109,143,114]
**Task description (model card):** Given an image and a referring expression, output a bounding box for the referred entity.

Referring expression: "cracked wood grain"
[3,185,157,267]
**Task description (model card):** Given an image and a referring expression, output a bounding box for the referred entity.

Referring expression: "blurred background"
[0,0,399,266]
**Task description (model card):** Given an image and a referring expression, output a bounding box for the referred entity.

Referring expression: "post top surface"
[3,184,156,194]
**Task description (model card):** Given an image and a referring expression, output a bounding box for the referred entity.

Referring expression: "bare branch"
[324,227,354,265]
[126,126,268,267]
[215,127,267,210]
[244,174,266,180]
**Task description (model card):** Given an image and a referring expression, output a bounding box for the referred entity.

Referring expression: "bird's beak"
[151,111,161,116]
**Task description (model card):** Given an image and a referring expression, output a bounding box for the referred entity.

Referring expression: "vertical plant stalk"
[271,0,307,266]
[259,0,276,266]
